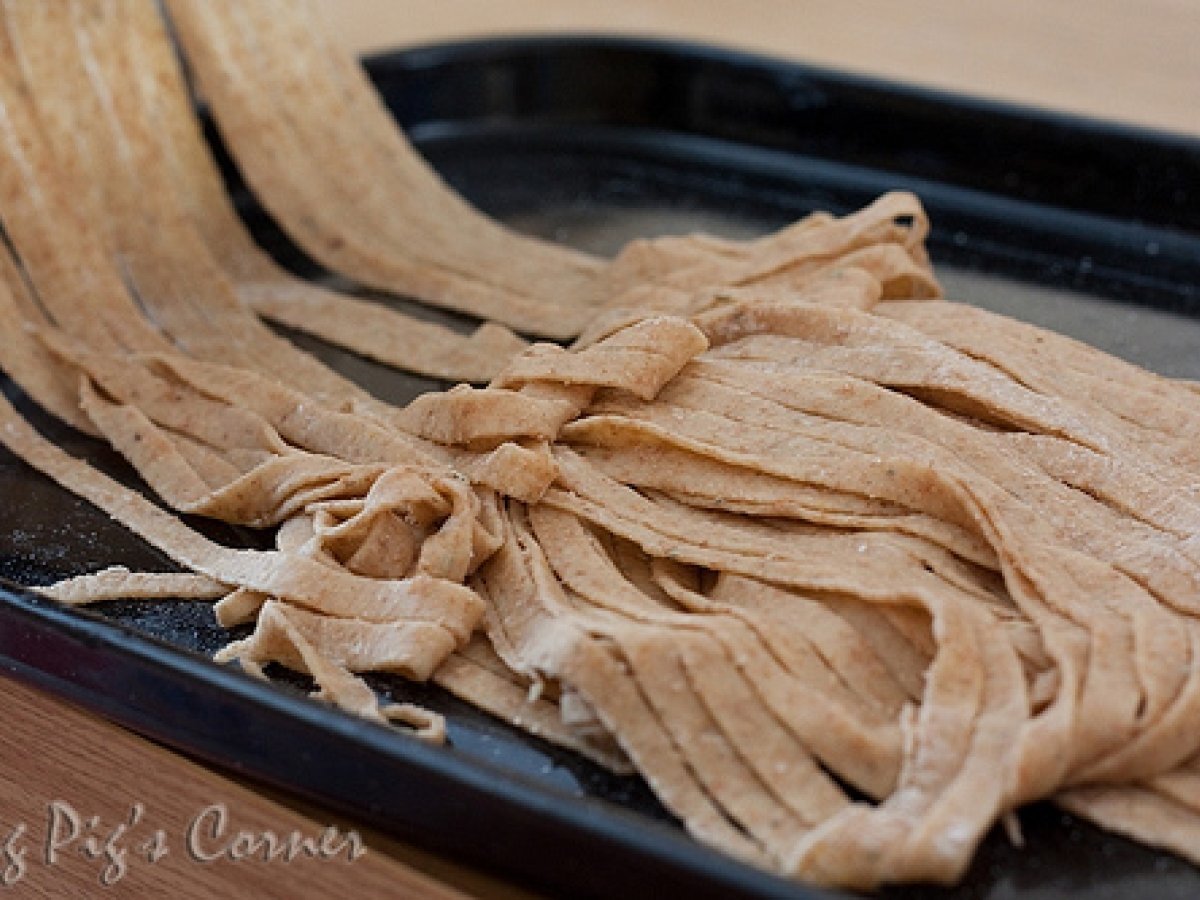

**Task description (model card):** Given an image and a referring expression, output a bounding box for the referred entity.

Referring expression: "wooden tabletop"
[4,2,1199,898]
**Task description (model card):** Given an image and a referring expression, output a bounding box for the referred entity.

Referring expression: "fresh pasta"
[0,0,1196,890]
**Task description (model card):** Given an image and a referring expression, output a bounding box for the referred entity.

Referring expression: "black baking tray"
[4,36,1200,900]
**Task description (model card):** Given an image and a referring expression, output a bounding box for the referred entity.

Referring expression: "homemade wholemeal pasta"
[0,0,1198,890]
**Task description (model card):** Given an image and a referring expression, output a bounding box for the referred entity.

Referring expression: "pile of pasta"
[1,0,1198,890]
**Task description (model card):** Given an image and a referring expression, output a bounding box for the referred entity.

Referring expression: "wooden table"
[4,2,1198,897]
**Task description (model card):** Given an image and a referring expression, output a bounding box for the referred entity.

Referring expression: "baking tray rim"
[379,32,1200,151]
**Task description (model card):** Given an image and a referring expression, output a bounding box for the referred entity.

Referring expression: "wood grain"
[0,675,532,899]
[327,0,1200,137]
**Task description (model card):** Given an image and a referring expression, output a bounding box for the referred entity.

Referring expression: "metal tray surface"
[3,36,1200,900]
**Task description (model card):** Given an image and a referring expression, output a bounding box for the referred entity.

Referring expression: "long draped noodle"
[0,0,1196,890]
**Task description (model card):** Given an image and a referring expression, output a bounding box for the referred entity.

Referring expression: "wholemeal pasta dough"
[0,0,1198,891]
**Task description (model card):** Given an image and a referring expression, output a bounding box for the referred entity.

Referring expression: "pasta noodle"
[0,0,1196,890]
